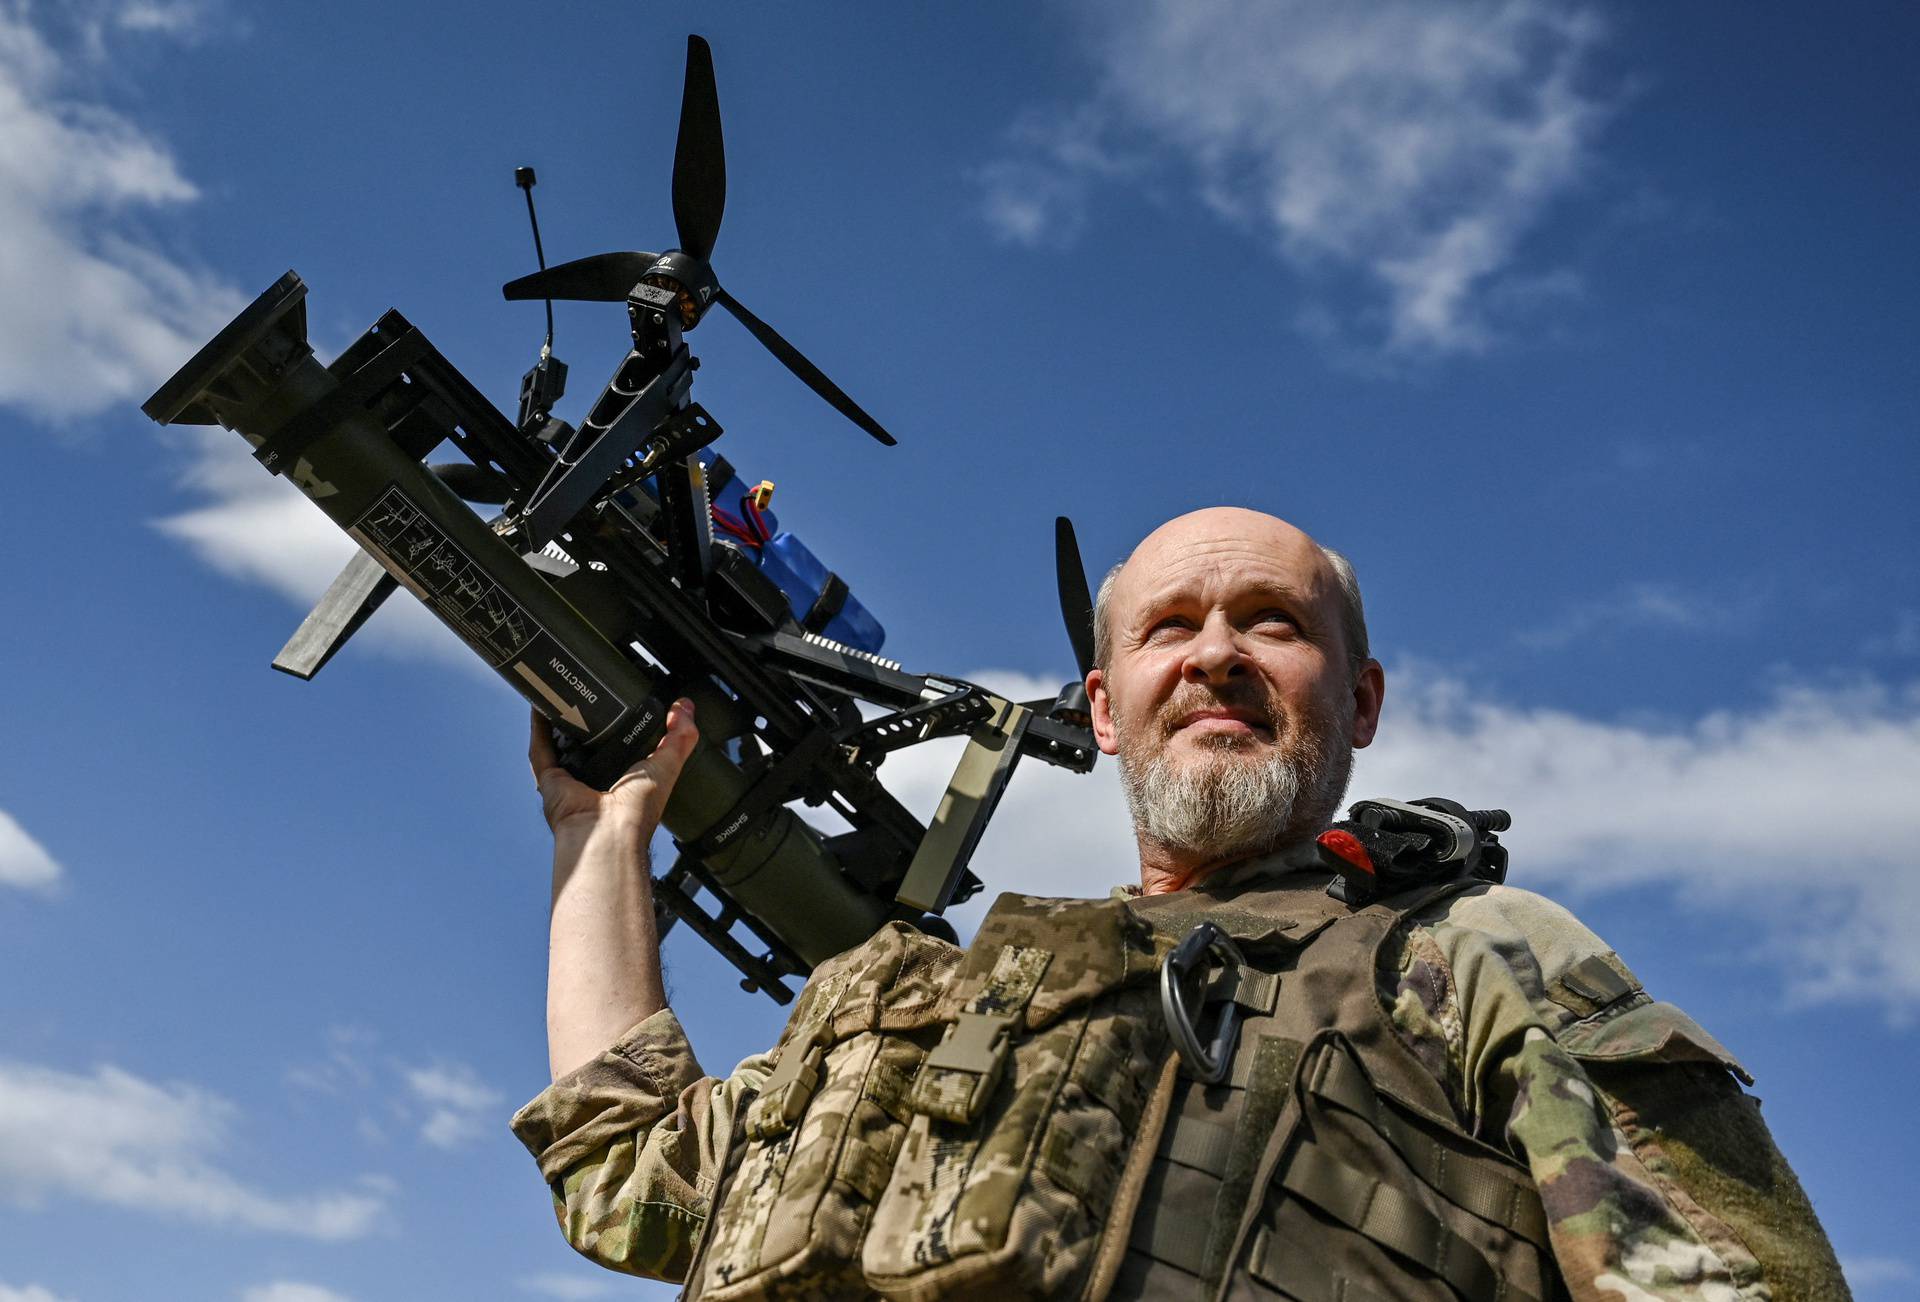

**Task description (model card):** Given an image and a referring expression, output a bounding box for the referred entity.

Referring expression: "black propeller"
[501,34,895,446]
[1055,516,1097,680]
[503,251,657,303]
[673,34,725,260]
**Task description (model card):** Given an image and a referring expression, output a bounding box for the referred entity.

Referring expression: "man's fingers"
[528,706,562,775]
[608,698,699,799]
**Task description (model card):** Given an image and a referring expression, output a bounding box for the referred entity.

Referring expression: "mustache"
[1154,683,1279,734]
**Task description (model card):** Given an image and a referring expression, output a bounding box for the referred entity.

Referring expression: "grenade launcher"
[142,36,1100,1003]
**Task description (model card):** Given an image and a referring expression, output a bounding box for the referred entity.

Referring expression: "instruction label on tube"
[350,484,628,737]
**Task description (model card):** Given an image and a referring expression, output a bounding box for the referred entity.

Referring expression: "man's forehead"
[1116,509,1331,612]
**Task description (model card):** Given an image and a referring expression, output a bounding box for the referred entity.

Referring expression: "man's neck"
[1136,837,1320,898]
[1136,843,1264,896]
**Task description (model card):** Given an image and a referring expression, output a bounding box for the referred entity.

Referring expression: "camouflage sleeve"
[510,1007,772,1283]
[1382,899,1754,1300]
[1390,886,1848,1302]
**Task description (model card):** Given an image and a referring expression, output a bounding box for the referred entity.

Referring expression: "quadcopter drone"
[143,35,1102,1003]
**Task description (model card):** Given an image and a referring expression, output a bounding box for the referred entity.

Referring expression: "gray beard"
[1115,711,1354,863]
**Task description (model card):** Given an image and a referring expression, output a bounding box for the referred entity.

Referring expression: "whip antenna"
[515,166,555,353]
[512,166,568,432]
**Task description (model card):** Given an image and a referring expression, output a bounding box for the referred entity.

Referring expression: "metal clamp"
[1160,922,1247,1085]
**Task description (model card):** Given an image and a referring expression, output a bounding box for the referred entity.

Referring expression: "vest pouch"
[862,893,1173,1301]
[1555,997,1751,1083]
[687,922,963,1302]
[1226,1032,1557,1302]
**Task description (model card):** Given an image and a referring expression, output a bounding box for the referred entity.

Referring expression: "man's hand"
[535,698,699,1080]
[530,698,700,841]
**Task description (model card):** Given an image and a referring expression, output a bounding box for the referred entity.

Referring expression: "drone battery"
[757,531,886,653]
[697,453,884,652]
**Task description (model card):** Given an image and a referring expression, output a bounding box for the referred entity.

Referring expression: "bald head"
[1091,509,1370,676]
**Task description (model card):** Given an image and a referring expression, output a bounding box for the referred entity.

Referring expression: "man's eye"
[1147,617,1193,637]
[1252,611,1297,631]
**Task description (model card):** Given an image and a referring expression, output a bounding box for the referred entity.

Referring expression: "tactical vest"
[680,868,1559,1302]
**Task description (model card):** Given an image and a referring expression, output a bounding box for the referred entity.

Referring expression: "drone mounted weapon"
[142,35,1099,1003]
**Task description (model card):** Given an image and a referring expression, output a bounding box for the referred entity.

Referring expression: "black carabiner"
[1159,921,1247,1085]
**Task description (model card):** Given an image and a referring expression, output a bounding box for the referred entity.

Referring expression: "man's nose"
[1182,614,1248,683]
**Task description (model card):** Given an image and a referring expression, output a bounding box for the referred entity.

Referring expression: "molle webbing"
[1304,1045,1548,1250]
[1272,1145,1528,1302]
[1117,1034,1305,1297]
[1246,1227,1396,1302]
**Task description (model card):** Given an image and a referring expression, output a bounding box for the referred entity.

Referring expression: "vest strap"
[1277,1146,1541,1302]
[1131,1166,1216,1275]
[1165,1114,1236,1179]
[1249,1226,1396,1302]
[1307,1048,1549,1249]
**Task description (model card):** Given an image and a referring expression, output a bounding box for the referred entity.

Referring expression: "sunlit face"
[1088,509,1382,860]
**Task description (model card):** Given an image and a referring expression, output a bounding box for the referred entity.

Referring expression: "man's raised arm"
[515,698,776,1283]
[530,698,697,1079]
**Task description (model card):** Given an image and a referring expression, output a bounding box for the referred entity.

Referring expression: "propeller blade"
[503,251,658,303]
[714,286,897,446]
[673,34,726,261]
[1055,516,1097,679]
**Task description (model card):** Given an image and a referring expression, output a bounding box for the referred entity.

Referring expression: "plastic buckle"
[925,1009,1013,1080]
[1160,922,1247,1085]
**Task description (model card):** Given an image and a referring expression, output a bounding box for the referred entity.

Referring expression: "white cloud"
[403,1061,503,1150]
[0,808,62,893]
[284,1025,378,1097]
[979,0,1614,354]
[0,1059,387,1239]
[0,4,467,669]
[150,422,478,672]
[517,1275,615,1301]
[1516,580,1760,650]
[0,2,245,419]
[240,1284,353,1302]
[1842,1256,1916,1290]
[0,1283,79,1302]
[112,0,217,41]
[881,667,1920,1013]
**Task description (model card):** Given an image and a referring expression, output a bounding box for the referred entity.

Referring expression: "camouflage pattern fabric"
[1386,884,1850,1301]
[513,869,1847,1300]
[509,1008,770,1281]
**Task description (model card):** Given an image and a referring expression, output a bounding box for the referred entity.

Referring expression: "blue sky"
[2,2,1917,1299]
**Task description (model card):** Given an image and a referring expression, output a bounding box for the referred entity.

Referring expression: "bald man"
[513,509,1847,1301]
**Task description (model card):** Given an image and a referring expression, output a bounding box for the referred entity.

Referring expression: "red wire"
[743,495,772,544]
[710,504,759,546]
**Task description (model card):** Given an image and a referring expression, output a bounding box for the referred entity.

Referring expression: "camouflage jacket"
[510,867,1847,1299]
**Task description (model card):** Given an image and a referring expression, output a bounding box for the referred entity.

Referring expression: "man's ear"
[1088,668,1121,756]
[1350,660,1385,749]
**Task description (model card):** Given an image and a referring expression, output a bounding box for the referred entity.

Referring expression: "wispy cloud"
[403,1062,503,1150]
[0,3,457,670]
[0,2,243,420]
[977,0,1615,355]
[1866,611,1920,659]
[239,1284,354,1302]
[0,1283,79,1302]
[0,808,62,893]
[518,1275,615,1301]
[1841,1256,1916,1291]
[1516,580,1761,650]
[284,1025,378,1097]
[874,667,1920,1015]
[0,1059,388,1239]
